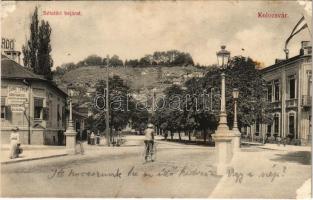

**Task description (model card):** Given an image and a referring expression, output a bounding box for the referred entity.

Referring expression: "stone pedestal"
[212,130,236,175]
[64,120,77,155]
[232,129,241,152]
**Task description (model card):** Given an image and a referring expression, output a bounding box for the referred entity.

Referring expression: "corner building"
[1,54,68,145]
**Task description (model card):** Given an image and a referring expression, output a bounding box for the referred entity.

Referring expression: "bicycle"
[141,141,157,162]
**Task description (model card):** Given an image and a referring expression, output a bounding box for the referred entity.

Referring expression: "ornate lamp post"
[64,86,77,154]
[216,45,230,130]
[212,45,236,175]
[232,88,241,151]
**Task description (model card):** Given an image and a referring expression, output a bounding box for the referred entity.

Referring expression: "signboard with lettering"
[1,38,15,50]
[7,85,28,112]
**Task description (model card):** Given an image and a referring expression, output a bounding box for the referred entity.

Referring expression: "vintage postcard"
[1,0,312,198]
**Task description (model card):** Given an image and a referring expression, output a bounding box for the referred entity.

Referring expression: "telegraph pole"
[105,55,110,146]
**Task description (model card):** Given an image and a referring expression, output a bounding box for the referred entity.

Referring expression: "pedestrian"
[277,136,281,146]
[87,131,91,144]
[90,132,95,145]
[283,137,287,147]
[144,123,155,162]
[10,127,20,159]
[96,132,100,145]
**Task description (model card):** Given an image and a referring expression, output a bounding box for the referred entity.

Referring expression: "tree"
[154,57,271,144]
[184,77,217,142]
[83,55,103,66]
[153,85,186,141]
[92,75,149,133]
[22,7,39,72]
[110,55,123,67]
[38,20,53,79]
[22,7,53,80]
[202,56,272,131]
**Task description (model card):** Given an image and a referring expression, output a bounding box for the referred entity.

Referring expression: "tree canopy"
[153,56,272,141]
[22,7,53,80]
[90,75,149,133]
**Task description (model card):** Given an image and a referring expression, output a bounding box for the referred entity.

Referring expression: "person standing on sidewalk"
[10,127,20,159]
[144,123,155,161]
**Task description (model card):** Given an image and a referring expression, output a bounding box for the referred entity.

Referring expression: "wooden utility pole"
[105,55,110,146]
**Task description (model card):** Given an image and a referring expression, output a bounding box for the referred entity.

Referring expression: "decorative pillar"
[64,89,77,154]
[232,88,241,151]
[212,73,236,175]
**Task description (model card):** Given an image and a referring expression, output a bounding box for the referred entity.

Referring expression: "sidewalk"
[242,141,311,151]
[1,145,67,164]
[209,145,311,199]
[0,136,143,164]
[258,143,311,152]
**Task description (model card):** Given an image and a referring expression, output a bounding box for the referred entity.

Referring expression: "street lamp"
[212,45,236,175]
[216,45,230,69]
[232,88,241,150]
[105,55,110,146]
[215,45,231,130]
[64,85,77,154]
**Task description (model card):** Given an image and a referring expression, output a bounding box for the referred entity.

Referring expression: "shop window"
[288,76,296,99]
[274,80,280,101]
[34,98,44,120]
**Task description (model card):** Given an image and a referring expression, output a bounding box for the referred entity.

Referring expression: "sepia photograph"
[0,0,312,198]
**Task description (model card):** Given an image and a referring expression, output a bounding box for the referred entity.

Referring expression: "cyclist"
[144,123,155,162]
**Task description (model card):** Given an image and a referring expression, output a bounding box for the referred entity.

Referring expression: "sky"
[1,1,312,69]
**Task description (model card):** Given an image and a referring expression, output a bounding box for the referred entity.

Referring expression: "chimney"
[4,50,21,64]
[300,41,312,56]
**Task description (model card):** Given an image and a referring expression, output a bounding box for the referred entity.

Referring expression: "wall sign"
[1,38,15,50]
[7,85,28,112]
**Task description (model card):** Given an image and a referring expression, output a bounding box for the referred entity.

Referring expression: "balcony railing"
[286,99,298,107]
[301,95,311,107]
[271,101,281,109]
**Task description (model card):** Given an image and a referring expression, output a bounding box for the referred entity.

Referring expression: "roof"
[260,54,311,74]
[1,54,68,97]
[1,54,45,80]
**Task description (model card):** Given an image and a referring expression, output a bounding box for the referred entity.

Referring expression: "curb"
[1,153,68,164]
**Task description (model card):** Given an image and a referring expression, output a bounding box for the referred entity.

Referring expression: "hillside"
[55,65,208,96]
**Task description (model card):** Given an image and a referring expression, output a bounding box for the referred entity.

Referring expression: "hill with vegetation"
[54,65,208,94]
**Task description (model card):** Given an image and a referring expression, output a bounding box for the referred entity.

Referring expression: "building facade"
[245,41,312,145]
[1,54,69,145]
